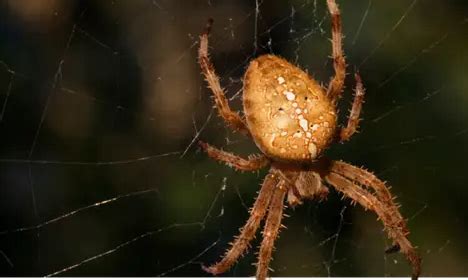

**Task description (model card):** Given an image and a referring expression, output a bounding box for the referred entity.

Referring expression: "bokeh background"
[0,0,467,277]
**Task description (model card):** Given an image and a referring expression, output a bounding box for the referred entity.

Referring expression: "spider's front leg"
[330,161,401,217]
[203,172,278,275]
[256,180,287,280]
[198,19,250,135]
[199,141,269,171]
[324,172,421,279]
[330,161,415,255]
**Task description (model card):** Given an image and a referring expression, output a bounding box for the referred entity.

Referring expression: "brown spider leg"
[330,160,401,215]
[198,19,250,135]
[199,141,270,172]
[203,172,278,275]
[339,73,365,142]
[326,0,347,103]
[330,161,419,258]
[256,182,287,280]
[324,172,421,280]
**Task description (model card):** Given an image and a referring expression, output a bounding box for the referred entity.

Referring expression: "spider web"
[0,0,467,276]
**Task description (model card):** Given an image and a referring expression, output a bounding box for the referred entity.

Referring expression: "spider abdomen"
[243,55,337,162]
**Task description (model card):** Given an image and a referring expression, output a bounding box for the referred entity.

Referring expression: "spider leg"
[203,172,278,275]
[199,141,269,172]
[199,19,250,135]
[330,161,417,256]
[326,0,346,103]
[324,172,421,279]
[256,181,287,280]
[330,161,400,213]
[339,73,365,142]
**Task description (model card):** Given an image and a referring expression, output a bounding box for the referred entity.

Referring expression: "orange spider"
[197,0,421,279]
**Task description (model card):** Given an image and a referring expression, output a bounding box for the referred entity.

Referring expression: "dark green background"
[0,0,467,276]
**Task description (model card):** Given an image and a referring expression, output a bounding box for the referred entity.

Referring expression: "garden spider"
[197,0,421,279]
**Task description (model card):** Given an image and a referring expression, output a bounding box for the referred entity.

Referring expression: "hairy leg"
[203,172,278,275]
[330,161,400,213]
[256,182,287,280]
[198,19,249,135]
[330,161,410,252]
[199,141,269,171]
[325,172,421,279]
[339,73,365,142]
[326,0,346,102]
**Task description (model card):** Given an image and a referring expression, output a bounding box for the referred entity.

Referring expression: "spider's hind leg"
[326,0,346,102]
[198,19,250,135]
[339,73,365,142]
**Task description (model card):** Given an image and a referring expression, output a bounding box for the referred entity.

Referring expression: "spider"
[197,0,421,279]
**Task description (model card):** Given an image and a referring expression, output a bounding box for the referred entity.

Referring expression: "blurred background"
[0,0,467,277]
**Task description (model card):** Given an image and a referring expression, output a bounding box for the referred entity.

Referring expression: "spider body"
[197,1,421,279]
[243,55,337,162]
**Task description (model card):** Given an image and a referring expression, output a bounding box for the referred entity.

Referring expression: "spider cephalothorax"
[197,1,421,279]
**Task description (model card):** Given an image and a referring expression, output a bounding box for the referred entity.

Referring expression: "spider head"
[243,55,337,163]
